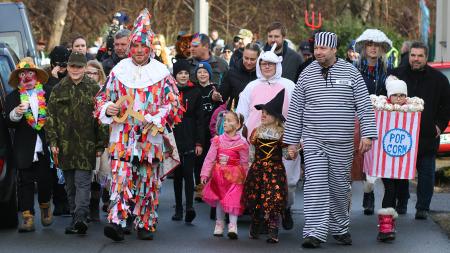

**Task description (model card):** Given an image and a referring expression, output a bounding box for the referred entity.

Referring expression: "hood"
[355,29,392,53]
[256,44,283,82]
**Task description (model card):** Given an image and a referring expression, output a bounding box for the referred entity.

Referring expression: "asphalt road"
[0,180,449,253]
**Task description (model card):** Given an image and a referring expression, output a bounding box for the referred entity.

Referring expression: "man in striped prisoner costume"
[283,32,377,248]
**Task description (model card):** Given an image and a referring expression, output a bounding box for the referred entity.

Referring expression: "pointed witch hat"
[254,89,285,122]
[129,8,155,47]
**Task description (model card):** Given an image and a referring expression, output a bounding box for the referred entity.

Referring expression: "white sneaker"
[214,220,224,237]
[227,223,238,240]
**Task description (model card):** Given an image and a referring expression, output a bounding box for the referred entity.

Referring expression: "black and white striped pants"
[302,138,353,242]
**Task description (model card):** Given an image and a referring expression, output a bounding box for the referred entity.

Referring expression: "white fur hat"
[355,29,392,52]
[386,76,408,97]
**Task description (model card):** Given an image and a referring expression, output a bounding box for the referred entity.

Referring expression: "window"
[0,56,14,95]
[0,32,24,58]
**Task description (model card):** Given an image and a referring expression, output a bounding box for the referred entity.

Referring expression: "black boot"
[396,199,408,215]
[281,208,293,230]
[333,233,353,245]
[266,226,279,244]
[302,236,322,248]
[363,192,375,215]
[73,212,88,235]
[123,215,134,235]
[210,207,216,220]
[185,208,196,223]
[249,217,261,239]
[172,208,183,221]
[104,223,124,241]
[65,215,78,234]
[89,189,101,222]
[137,228,154,240]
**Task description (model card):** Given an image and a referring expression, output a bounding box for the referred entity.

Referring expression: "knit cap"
[386,75,408,97]
[173,59,190,77]
[195,61,212,79]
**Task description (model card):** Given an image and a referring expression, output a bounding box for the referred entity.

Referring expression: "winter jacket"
[173,84,205,153]
[197,83,221,141]
[263,41,303,83]
[46,75,107,171]
[390,64,450,155]
[219,58,257,109]
[229,48,244,70]
[102,52,125,76]
[355,59,392,96]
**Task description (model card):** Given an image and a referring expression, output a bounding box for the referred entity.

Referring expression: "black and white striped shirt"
[284,58,377,144]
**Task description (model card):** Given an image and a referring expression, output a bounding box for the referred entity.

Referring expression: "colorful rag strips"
[95,69,182,232]
[129,8,154,48]
[108,159,160,231]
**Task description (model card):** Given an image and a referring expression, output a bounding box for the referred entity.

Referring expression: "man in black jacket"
[102,29,131,76]
[263,22,303,83]
[215,43,260,109]
[390,41,450,220]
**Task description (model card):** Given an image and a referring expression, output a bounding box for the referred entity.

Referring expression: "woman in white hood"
[236,44,299,231]
[236,44,295,138]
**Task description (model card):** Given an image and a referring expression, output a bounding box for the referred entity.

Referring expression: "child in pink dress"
[201,111,249,240]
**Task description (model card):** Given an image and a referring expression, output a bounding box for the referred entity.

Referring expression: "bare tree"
[47,0,70,50]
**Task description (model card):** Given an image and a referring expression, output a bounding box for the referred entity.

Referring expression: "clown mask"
[18,70,37,90]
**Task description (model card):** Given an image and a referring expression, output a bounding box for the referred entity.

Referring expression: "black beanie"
[49,46,70,66]
[173,59,191,77]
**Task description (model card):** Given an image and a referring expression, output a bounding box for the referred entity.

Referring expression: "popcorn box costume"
[363,95,424,179]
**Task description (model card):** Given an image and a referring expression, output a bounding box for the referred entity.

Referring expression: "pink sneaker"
[227,223,238,240]
[214,220,224,237]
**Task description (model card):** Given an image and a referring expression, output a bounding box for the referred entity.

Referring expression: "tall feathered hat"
[355,29,392,53]
[129,8,154,48]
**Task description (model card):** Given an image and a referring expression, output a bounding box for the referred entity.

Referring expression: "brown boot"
[194,184,204,202]
[39,202,53,226]
[18,211,35,232]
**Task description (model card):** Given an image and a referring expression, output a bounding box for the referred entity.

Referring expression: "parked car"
[0,2,38,65]
[0,42,18,229]
[438,122,450,155]
[429,62,450,155]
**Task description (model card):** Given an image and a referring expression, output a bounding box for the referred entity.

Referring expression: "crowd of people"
[1,8,450,249]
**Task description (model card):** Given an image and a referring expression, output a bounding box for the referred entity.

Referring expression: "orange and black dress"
[243,126,288,242]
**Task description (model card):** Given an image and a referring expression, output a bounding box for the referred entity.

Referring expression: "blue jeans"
[415,154,436,211]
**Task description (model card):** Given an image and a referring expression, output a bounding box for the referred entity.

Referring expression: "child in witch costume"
[243,89,288,243]
[171,59,205,222]
[200,111,249,239]
[5,57,53,232]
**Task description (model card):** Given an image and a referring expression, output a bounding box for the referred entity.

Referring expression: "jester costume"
[95,9,182,239]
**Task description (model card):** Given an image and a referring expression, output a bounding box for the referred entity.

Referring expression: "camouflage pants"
[107,159,161,232]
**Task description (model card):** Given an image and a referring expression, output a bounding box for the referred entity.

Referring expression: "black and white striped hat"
[314,32,337,49]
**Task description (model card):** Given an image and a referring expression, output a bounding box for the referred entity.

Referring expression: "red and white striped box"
[363,110,421,179]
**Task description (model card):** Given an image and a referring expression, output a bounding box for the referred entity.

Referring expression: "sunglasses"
[55,62,67,68]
